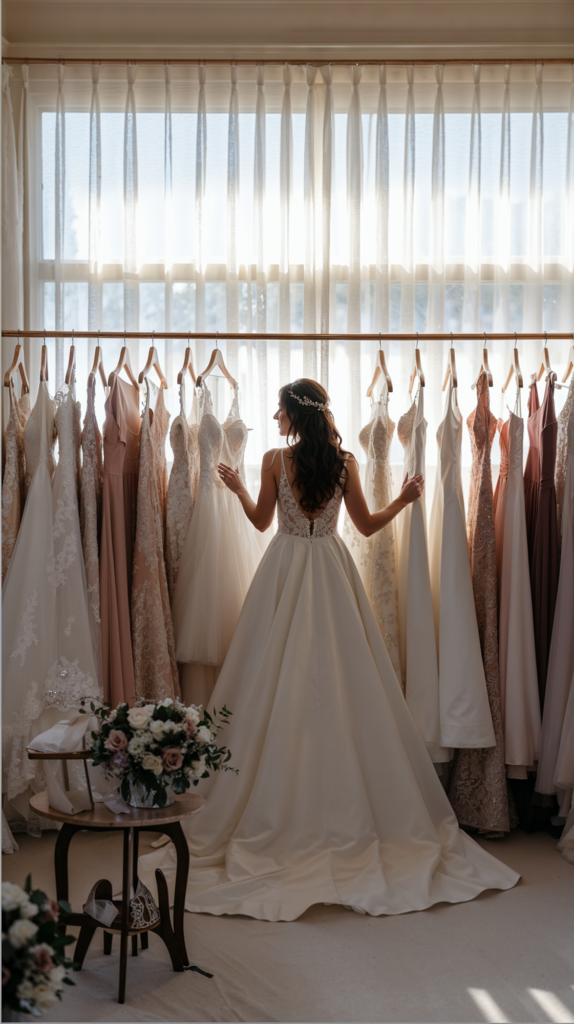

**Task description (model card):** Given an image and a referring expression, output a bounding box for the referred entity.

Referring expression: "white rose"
[19,899,39,919]
[17,979,36,1002]
[191,755,207,777]
[196,726,212,745]
[48,964,66,986]
[142,754,163,776]
[160,698,174,707]
[162,720,178,735]
[32,981,58,1012]
[2,882,31,913]
[127,706,152,730]
[8,918,38,948]
[185,706,201,726]
[107,709,117,722]
[148,719,164,739]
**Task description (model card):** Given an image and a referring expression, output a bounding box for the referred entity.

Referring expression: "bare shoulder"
[342,452,359,490]
[262,448,282,473]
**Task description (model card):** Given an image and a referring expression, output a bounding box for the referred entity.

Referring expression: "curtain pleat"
[123,64,139,359]
[374,65,390,334]
[88,64,102,360]
[347,65,364,456]
[494,65,512,335]
[560,67,574,331]
[303,65,318,376]
[55,64,66,386]
[319,65,334,390]
[525,64,544,335]
[428,65,445,334]
[400,65,416,393]
[279,63,293,383]
[254,66,268,450]
[195,65,207,375]
[164,64,175,379]
[2,66,24,426]
[226,65,240,378]
[463,64,482,372]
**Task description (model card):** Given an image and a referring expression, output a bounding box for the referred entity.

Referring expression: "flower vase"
[127,781,175,809]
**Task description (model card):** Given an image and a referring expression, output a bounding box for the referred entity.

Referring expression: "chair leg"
[131,934,138,957]
[73,925,97,970]
[103,931,113,955]
[140,932,149,950]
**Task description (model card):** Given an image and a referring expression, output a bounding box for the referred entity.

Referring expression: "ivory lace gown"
[494,396,541,779]
[536,373,574,804]
[2,383,100,833]
[140,447,519,921]
[429,378,495,750]
[396,388,449,763]
[171,382,263,707]
[131,381,180,702]
[344,383,402,684]
[2,380,30,583]
[448,373,510,835]
[80,379,104,683]
[166,380,200,600]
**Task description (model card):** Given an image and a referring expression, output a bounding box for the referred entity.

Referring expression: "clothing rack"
[2,331,574,342]
[3,58,574,66]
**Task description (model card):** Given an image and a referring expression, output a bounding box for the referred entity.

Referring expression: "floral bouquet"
[2,878,75,1018]
[84,697,235,809]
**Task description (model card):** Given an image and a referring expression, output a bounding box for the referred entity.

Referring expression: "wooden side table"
[29,791,204,1004]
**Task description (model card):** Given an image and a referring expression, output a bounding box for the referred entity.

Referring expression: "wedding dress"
[80,378,103,683]
[139,448,519,921]
[166,379,200,600]
[131,380,180,702]
[2,382,101,832]
[171,381,263,707]
[429,377,495,749]
[494,395,541,778]
[344,382,402,685]
[2,379,30,583]
[396,387,449,763]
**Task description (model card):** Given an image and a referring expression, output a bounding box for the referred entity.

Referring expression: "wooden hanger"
[502,334,523,393]
[177,342,196,386]
[64,331,76,385]
[442,335,458,391]
[196,334,236,389]
[408,334,424,394]
[88,334,108,389]
[472,333,493,389]
[366,334,393,398]
[3,333,30,395]
[40,330,49,382]
[562,335,573,384]
[138,333,168,388]
[109,333,140,389]
[537,332,563,388]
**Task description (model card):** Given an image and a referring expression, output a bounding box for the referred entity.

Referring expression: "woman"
[140,379,519,920]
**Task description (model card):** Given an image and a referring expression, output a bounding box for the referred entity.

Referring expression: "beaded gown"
[165,379,200,600]
[2,380,30,583]
[344,381,402,685]
[80,378,104,683]
[140,447,519,920]
[448,373,510,835]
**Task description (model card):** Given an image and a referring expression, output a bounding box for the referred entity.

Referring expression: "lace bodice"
[80,382,103,634]
[556,374,574,547]
[198,382,248,487]
[166,380,200,598]
[2,382,30,584]
[397,387,426,476]
[55,385,82,491]
[276,449,343,540]
[360,393,396,508]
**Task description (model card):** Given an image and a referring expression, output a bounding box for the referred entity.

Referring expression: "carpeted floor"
[3,828,573,1023]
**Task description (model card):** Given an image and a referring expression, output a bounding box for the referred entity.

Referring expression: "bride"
[140,379,519,921]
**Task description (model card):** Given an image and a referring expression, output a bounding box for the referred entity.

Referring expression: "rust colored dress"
[523,375,559,708]
[448,372,510,835]
[131,380,180,703]
[100,373,141,705]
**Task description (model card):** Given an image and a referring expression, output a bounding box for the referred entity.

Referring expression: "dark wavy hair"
[279,379,350,514]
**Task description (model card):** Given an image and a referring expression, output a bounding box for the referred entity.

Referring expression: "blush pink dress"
[100,373,141,706]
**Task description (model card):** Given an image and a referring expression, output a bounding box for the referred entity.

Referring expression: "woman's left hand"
[218,463,244,494]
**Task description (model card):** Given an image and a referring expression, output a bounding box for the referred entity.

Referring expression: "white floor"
[3,828,573,1023]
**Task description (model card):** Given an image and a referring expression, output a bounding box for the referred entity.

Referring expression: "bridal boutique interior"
[2,0,574,1020]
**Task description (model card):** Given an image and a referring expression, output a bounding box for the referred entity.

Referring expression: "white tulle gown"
[171,381,263,707]
[140,450,519,921]
[2,382,101,836]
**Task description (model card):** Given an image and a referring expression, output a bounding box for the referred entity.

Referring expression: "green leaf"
[24,873,32,894]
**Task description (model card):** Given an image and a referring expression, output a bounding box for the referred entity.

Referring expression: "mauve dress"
[100,373,141,705]
[524,375,559,709]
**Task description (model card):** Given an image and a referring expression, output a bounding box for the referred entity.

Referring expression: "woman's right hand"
[399,473,424,506]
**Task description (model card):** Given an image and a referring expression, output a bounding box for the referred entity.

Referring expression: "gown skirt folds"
[140,460,519,922]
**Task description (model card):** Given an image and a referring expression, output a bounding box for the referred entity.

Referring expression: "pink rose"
[105,729,128,752]
[185,718,197,736]
[162,748,183,772]
[43,900,59,923]
[32,947,53,973]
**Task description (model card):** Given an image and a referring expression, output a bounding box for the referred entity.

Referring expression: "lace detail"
[556,374,574,550]
[10,591,39,666]
[1,382,30,583]
[448,372,510,834]
[131,381,180,702]
[3,681,43,800]
[41,655,95,709]
[197,382,248,491]
[80,382,103,629]
[166,387,200,598]
[48,387,82,588]
[344,389,401,684]
[276,450,343,540]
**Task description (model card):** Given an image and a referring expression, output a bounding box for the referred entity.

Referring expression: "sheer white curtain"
[2,60,574,474]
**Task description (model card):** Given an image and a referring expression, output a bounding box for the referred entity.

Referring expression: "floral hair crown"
[288,389,329,412]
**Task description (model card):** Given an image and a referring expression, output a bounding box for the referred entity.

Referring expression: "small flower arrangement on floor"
[2,877,75,1017]
[83,697,235,809]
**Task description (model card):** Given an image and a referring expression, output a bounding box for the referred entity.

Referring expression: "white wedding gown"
[140,449,519,921]
[2,382,101,834]
[171,381,263,707]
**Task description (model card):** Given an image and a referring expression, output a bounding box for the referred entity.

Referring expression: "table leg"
[164,822,190,967]
[118,827,133,1005]
[54,823,81,936]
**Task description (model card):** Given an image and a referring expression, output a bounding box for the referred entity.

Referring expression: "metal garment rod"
[3,58,574,67]
[2,330,574,342]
